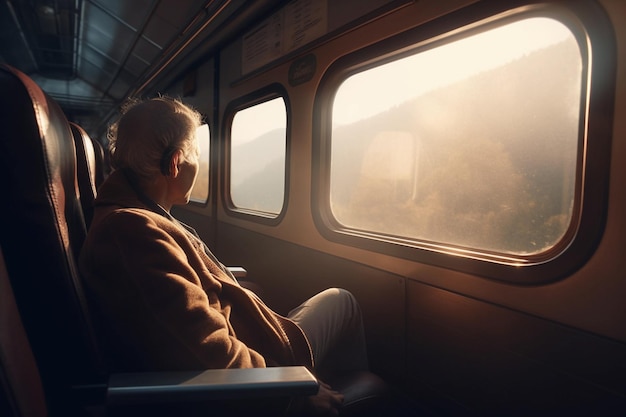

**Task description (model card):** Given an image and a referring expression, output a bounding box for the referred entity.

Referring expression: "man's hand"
[289,380,344,416]
[308,381,344,416]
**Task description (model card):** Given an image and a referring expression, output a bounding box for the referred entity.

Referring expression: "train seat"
[91,132,107,188]
[0,63,106,416]
[71,122,99,228]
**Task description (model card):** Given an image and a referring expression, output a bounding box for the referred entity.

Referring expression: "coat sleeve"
[80,209,267,370]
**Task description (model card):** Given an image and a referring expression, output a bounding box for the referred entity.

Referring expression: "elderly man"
[79,96,369,416]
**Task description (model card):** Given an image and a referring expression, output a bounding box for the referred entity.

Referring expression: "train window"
[229,97,287,216]
[190,123,210,203]
[318,9,602,272]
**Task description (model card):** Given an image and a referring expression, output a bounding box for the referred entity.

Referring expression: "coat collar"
[94,169,150,211]
[96,168,176,217]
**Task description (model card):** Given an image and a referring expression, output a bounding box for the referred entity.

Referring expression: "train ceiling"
[0,0,284,138]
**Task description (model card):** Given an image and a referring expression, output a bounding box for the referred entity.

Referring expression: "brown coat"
[79,170,313,372]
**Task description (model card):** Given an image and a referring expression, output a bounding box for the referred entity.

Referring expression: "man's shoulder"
[88,207,185,246]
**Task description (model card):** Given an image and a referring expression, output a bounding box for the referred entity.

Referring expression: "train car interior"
[1,0,625,416]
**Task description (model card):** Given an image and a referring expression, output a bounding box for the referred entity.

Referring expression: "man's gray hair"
[108,96,202,179]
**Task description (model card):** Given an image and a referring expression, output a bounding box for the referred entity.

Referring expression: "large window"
[327,15,586,258]
[230,97,287,216]
[190,123,210,203]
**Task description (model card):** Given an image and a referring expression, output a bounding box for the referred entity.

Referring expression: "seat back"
[70,122,98,227]
[91,134,107,188]
[93,134,106,186]
[0,64,105,416]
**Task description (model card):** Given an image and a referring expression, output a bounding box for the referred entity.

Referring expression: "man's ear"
[168,150,183,178]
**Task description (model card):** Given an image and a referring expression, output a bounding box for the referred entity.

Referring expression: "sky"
[333,17,576,126]
[231,97,287,146]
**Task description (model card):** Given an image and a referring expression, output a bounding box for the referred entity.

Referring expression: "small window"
[230,97,287,215]
[329,16,583,257]
[190,123,210,203]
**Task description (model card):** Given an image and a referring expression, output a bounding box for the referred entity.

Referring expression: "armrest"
[226,266,247,279]
[107,366,318,406]
[227,266,265,298]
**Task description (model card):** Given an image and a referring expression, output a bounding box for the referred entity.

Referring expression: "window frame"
[311,0,616,284]
[222,84,291,224]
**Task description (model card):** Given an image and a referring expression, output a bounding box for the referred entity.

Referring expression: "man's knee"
[322,287,355,304]
[323,288,361,322]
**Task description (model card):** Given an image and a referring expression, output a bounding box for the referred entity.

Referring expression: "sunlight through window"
[230,97,287,215]
[330,17,583,255]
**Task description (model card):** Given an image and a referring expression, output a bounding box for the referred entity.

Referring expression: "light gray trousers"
[288,288,369,374]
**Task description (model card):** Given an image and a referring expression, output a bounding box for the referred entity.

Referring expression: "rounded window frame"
[311,0,616,284]
[222,84,291,225]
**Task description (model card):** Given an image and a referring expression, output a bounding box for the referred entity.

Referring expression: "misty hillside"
[231,127,286,187]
